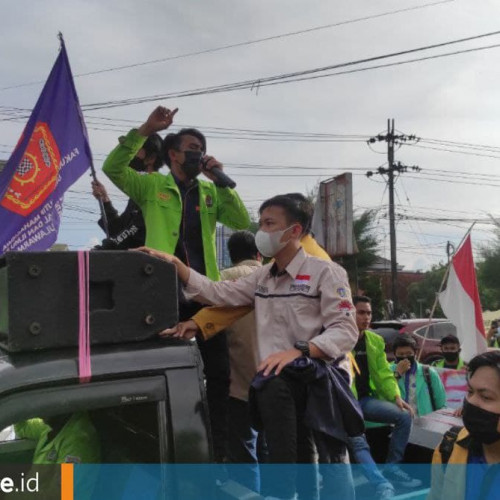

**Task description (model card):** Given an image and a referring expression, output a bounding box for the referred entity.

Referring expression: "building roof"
[368,255,404,272]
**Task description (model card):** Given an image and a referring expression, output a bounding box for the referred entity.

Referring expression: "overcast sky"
[2,0,500,271]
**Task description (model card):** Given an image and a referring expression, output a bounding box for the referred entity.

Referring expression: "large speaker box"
[0,251,178,352]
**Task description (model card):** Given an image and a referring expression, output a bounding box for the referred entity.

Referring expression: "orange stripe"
[61,463,74,500]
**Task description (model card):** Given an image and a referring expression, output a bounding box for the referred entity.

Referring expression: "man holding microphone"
[102,106,250,462]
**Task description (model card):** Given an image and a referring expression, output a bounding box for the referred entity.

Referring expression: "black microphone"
[202,159,236,189]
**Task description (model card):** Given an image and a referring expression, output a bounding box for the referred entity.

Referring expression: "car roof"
[0,338,198,397]
[372,318,449,328]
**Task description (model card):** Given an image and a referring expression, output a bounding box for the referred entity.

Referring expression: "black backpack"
[438,425,463,464]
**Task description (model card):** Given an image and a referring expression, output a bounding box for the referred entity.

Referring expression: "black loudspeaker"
[0,251,178,352]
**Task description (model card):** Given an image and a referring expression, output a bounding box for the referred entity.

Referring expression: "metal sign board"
[312,173,355,257]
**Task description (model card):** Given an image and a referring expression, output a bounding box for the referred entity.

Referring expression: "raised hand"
[139,106,179,136]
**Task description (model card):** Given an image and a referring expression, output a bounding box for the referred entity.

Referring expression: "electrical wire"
[80,30,500,111]
[0,0,455,91]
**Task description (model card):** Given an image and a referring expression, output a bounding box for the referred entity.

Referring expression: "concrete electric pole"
[366,119,420,317]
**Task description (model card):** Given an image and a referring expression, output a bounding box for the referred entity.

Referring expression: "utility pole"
[366,119,420,318]
[387,119,397,317]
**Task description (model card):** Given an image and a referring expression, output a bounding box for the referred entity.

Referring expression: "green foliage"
[359,275,385,321]
[247,215,259,234]
[407,264,446,317]
[333,209,384,315]
[477,237,500,310]
[336,210,380,279]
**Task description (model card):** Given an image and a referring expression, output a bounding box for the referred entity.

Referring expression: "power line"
[420,137,500,152]
[406,142,500,159]
[404,174,500,188]
[0,0,455,91]
[80,30,500,111]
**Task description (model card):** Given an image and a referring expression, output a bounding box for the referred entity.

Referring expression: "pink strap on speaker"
[78,251,91,383]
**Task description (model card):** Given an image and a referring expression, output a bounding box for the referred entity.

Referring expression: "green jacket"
[351,329,400,402]
[102,129,250,281]
[390,362,447,416]
[432,357,466,370]
[14,412,100,464]
[15,412,100,499]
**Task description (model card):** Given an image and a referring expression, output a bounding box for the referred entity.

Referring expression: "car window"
[2,402,162,464]
[372,328,399,346]
[413,322,456,340]
[432,322,457,339]
[413,324,436,339]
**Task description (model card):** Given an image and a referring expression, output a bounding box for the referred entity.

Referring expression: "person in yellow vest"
[428,350,500,500]
[432,335,466,370]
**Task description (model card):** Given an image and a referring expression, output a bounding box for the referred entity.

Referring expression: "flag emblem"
[0,36,92,255]
[294,275,311,285]
[1,123,61,216]
[290,275,311,293]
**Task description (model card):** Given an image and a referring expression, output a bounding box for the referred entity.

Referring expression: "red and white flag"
[438,234,487,362]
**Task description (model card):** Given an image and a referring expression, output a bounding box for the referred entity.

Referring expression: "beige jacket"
[220,259,262,401]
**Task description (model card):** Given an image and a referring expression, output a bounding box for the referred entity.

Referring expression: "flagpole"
[417,221,477,361]
[57,32,110,238]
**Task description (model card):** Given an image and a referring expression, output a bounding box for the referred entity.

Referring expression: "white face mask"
[255,225,295,258]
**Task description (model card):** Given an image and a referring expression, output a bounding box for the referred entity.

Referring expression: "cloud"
[2,0,500,270]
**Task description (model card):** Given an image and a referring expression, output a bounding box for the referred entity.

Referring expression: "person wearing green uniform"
[391,334,446,416]
[432,335,466,370]
[15,412,100,498]
[15,412,100,464]
[103,106,250,462]
[102,106,250,282]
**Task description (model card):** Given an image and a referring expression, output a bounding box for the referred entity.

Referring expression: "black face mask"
[181,150,202,179]
[442,351,459,362]
[395,355,416,367]
[129,157,147,172]
[462,399,500,444]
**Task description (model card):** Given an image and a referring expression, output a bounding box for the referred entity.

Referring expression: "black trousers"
[255,374,349,500]
[197,331,230,462]
[255,375,317,500]
[180,300,230,463]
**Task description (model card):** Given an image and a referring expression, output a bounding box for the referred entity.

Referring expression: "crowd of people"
[24,105,498,500]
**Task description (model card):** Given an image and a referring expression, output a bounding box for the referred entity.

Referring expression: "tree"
[335,210,380,284]
[407,264,447,318]
[477,235,500,310]
[333,210,383,317]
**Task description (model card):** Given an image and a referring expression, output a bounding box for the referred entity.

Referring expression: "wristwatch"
[294,341,310,357]
[394,371,402,380]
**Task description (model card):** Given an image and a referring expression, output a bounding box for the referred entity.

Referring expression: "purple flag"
[0,36,92,255]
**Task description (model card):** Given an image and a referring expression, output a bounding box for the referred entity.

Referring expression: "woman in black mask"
[428,350,500,500]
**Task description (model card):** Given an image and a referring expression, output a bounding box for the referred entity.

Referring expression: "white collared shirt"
[185,247,358,364]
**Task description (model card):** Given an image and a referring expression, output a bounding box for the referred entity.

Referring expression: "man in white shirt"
[140,194,359,499]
